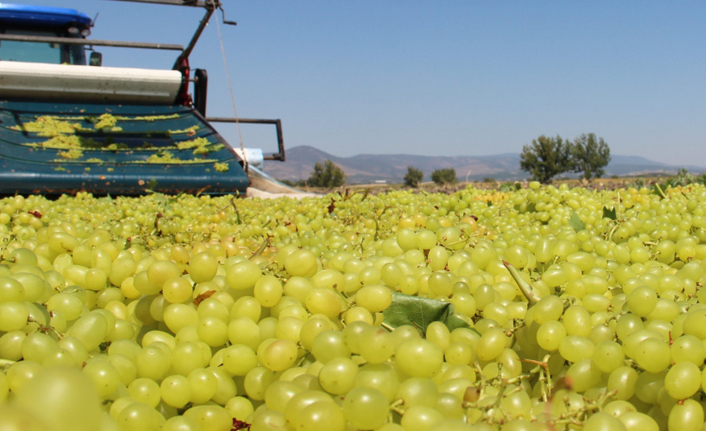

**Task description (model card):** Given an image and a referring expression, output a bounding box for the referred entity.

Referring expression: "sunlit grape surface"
[1,182,706,431]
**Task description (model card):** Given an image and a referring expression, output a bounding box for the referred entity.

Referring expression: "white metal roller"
[0,61,183,104]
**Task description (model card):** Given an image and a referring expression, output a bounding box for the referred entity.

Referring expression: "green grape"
[664,362,701,400]
[128,377,161,408]
[633,338,671,373]
[381,262,403,287]
[531,295,563,324]
[355,284,393,313]
[558,335,595,363]
[400,405,444,431]
[230,296,262,322]
[197,297,230,321]
[184,405,233,431]
[264,380,304,412]
[318,357,358,395]
[634,370,666,404]
[668,399,704,431]
[222,344,258,376]
[243,366,278,401]
[0,301,29,331]
[225,396,254,422]
[284,249,318,278]
[83,357,121,397]
[162,416,201,431]
[615,313,645,342]
[562,305,592,337]
[227,316,261,350]
[444,341,474,365]
[535,320,566,351]
[355,363,400,402]
[254,275,284,307]
[66,311,109,351]
[257,338,298,372]
[582,412,627,431]
[0,370,8,403]
[305,287,342,319]
[275,316,304,343]
[603,399,636,417]
[116,401,165,431]
[188,368,218,404]
[0,276,25,302]
[14,366,104,431]
[160,375,192,408]
[109,257,137,288]
[196,316,228,347]
[342,386,389,430]
[593,340,625,373]
[564,359,602,393]
[476,328,507,362]
[210,366,238,405]
[108,353,137,386]
[626,285,658,317]
[162,276,193,304]
[311,330,351,363]
[188,251,218,283]
[618,411,659,431]
[0,330,26,361]
[135,344,171,381]
[397,377,438,408]
[283,390,334,426]
[226,260,262,290]
[359,326,395,364]
[395,339,444,378]
[21,331,59,364]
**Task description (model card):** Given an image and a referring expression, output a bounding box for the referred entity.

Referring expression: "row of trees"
[403,167,458,187]
[520,133,611,183]
[284,132,609,188]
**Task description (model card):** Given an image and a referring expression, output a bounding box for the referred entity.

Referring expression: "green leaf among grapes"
[382,292,476,335]
[602,206,617,220]
[568,212,586,232]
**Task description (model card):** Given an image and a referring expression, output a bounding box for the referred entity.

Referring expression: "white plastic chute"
[0,61,182,104]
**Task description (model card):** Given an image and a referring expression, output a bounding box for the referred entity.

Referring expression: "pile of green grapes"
[1,182,706,431]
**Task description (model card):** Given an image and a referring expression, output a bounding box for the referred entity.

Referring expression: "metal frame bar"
[106,0,218,8]
[0,34,183,51]
[207,117,286,161]
[172,4,217,70]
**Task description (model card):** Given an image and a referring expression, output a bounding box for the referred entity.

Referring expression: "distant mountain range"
[262,145,706,184]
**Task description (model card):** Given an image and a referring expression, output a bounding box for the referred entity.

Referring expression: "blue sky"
[15,1,706,167]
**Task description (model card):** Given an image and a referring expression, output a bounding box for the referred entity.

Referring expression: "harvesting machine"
[0,0,292,196]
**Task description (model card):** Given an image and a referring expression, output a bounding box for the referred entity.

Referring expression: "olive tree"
[431,168,457,185]
[307,160,346,187]
[519,135,573,183]
[403,166,424,188]
[572,133,611,180]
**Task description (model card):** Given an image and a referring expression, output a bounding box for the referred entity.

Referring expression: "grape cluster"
[1,183,706,431]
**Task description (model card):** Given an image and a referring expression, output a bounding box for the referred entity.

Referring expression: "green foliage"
[278,178,307,188]
[382,292,473,335]
[307,160,346,188]
[500,182,522,192]
[430,168,457,185]
[519,135,573,183]
[403,166,424,188]
[572,133,611,180]
[662,168,706,188]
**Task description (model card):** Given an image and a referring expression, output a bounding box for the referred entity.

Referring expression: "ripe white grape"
[4,181,706,429]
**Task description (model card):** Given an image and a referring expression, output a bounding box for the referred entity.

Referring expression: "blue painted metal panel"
[0,4,91,28]
[0,100,250,195]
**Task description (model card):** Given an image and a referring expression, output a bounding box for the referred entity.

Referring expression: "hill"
[262,146,706,184]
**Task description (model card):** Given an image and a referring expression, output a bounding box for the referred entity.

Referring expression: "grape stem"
[502,261,541,305]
